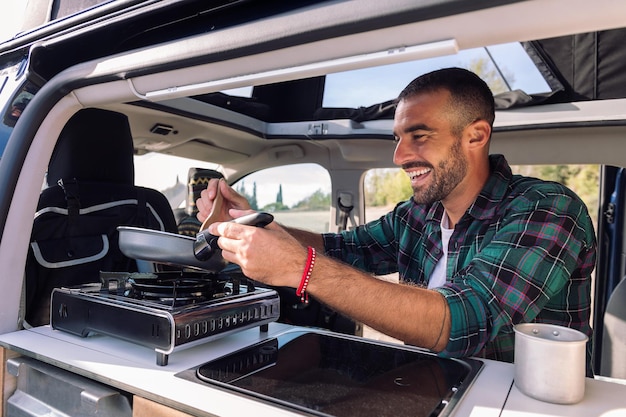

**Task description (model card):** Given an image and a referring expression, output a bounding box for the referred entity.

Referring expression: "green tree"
[251,182,258,210]
[468,57,513,95]
[292,189,331,210]
[276,184,283,204]
[365,169,412,207]
[261,184,289,212]
[236,180,258,210]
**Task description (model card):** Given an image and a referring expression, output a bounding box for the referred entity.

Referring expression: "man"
[197,68,596,368]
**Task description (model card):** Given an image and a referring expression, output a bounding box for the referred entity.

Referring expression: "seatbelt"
[337,192,354,232]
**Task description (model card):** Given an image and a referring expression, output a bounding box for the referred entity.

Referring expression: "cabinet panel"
[0,348,20,417]
[133,396,196,417]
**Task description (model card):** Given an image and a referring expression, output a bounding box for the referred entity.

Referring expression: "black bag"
[25,179,176,326]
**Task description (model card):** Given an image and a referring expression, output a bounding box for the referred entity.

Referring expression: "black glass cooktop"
[178,330,482,417]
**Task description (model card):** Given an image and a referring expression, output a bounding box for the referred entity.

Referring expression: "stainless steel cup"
[513,323,588,404]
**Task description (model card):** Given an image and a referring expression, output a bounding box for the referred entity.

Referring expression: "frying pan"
[118,212,274,271]
[118,226,228,271]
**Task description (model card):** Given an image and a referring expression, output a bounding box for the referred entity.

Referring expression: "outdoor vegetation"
[237,181,333,212]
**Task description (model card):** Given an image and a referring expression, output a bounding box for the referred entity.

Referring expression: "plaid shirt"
[323,154,596,364]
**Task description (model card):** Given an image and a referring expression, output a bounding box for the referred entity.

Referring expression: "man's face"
[392,90,468,205]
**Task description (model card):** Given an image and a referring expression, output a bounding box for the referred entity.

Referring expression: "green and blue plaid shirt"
[323,154,596,364]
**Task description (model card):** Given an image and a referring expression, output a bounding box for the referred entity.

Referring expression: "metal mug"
[513,323,588,404]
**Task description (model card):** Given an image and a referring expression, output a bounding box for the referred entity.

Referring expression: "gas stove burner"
[128,277,230,304]
[99,270,250,306]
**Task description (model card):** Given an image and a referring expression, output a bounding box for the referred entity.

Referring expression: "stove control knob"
[58,303,68,318]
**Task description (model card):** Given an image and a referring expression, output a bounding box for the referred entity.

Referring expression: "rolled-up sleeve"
[323,209,403,275]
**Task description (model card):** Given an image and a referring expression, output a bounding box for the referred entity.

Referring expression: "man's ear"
[467,119,491,149]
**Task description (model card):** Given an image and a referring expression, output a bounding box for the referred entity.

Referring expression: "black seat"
[25,108,177,326]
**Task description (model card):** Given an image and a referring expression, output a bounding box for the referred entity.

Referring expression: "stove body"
[50,271,280,365]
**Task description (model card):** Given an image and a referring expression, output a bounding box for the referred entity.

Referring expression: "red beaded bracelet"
[296,246,316,303]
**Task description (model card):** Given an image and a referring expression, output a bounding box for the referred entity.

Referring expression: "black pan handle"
[193,212,274,261]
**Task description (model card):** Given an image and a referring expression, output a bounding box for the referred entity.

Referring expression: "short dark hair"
[397,67,495,136]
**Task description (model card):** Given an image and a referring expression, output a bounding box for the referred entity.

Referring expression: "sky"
[0,2,27,41]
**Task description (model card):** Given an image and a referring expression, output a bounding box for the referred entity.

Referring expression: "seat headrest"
[185,168,224,215]
[47,108,135,186]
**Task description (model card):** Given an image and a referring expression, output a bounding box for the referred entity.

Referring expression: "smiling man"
[197,67,597,371]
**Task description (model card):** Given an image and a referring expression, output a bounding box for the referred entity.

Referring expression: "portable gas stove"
[50,270,280,365]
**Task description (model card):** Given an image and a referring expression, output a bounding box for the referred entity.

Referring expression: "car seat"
[24,108,178,327]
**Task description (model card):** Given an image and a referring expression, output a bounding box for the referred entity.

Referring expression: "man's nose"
[393,137,412,166]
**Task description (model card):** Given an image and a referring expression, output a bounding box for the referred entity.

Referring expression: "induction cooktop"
[177,330,483,417]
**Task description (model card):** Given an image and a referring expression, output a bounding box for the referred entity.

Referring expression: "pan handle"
[193,212,274,261]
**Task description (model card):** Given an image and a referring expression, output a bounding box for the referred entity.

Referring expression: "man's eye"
[393,135,400,143]
[413,132,435,142]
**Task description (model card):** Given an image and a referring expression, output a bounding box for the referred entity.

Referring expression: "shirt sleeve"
[435,188,596,358]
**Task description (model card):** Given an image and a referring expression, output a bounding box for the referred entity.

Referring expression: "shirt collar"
[466,154,512,220]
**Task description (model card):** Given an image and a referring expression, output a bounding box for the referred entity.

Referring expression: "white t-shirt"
[428,213,453,289]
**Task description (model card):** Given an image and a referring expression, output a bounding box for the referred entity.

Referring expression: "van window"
[324,42,550,108]
[134,155,332,233]
[235,164,331,233]
[363,168,412,222]
[134,152,219,211]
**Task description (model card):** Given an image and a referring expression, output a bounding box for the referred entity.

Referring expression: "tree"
[365,169,412,207]
[260,184,288,212]
[292,189,331,210]
[236,180,258,210]
[276,184,283,204]
[251,182,258,210]
[468,57,514,95]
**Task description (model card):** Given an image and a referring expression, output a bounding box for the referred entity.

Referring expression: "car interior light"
[135,39,458,101]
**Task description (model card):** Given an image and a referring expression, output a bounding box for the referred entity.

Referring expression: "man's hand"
[208,218,306,288]
[196,178,252,224]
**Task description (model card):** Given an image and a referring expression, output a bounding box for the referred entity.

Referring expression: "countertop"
[0,324,625,417]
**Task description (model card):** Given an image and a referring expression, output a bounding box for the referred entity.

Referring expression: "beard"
[409,138,468,205]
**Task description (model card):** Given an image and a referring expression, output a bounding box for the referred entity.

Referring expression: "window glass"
[324,42,551,108]
[134,152,219,210]
[235,164,331,233]
[364,168,412,222]
[134,156,332,233]
[222,86,253,97]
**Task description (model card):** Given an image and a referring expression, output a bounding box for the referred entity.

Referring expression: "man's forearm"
[306,253,451,352]
[283,225,325,251]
